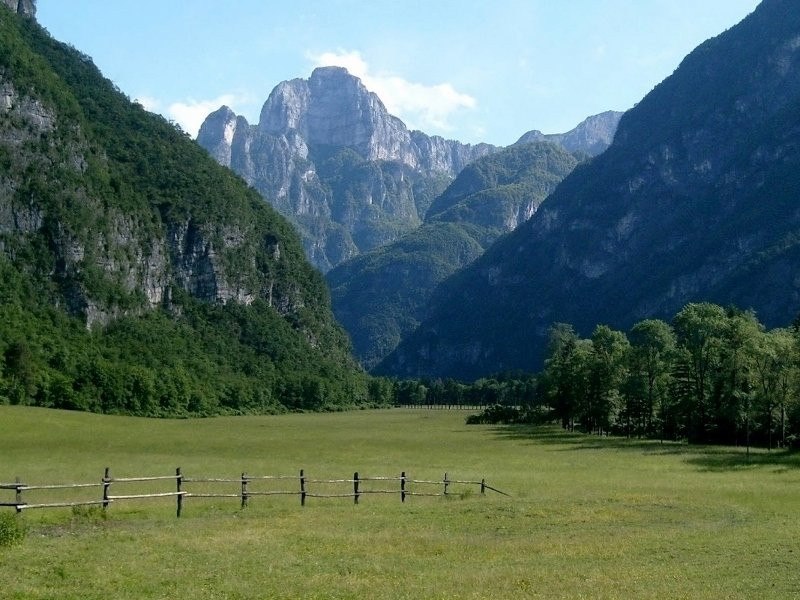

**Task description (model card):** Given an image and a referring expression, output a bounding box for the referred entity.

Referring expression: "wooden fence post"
[176,467,183,518]
[300,469,306,507]
[353,472,359,505]
[443,472,449,496]
[401,471,406,503]
[241,472,248,509]
[480,478,486,495]
[102,467,111,511]
[14,477,22,514]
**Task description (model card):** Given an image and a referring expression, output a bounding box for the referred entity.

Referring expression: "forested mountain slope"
[326,143,578,368]
[379,0,800,380]
[0,5,377,414]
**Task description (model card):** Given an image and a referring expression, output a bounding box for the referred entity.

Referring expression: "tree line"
[392,303,800,449]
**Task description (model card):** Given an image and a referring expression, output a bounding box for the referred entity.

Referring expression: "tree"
[3,340,36,404]
[541,323,586,430]
[751,328,796,449]
[717,308,761,446]
[673,303,728,443]
[585,325,629,435]
[625,319,676,441]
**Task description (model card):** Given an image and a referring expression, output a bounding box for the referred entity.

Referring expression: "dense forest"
[394,303,800,449]
[0,8,383,415]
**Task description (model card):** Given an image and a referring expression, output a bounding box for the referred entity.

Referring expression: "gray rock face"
[515,110,624,156]
[198,67,495,271]
[260,67,417,166]
[0,77,294,328]
[1,0,35,17]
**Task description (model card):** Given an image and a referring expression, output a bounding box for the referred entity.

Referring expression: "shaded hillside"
[327,143,578,368]
[0,7,378,414]
[379,0,800,380]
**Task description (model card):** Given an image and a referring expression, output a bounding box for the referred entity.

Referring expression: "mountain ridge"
[197,67,496,272]
[514,110,623,156]
[327,142,579,368]
[0,6,376,413]
[198,68,622,272]
[378,0,798,380]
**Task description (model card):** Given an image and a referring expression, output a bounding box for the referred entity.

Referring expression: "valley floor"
[1,406,798,599]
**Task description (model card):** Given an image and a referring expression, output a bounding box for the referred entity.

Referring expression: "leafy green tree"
[673,303,728,443]
[716,309,761,446]
[3,340,36,404]
[541,324,582,430]
[751,328,796,449]
[625,319,676,440]
[585,325,629,435]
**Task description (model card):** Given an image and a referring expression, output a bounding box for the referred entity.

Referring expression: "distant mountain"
[515,110,623,156]
[1,0,34,17]
[197,67,495,272]
[0,5,375,414]
[378,0,798,380]
[327,142,578,368]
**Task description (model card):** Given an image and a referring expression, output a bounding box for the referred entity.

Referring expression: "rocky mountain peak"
[196,105,244,167]
[515,110,623,156]
[198,67,496,271]
[259,66,414,165]
[1,0,35,17]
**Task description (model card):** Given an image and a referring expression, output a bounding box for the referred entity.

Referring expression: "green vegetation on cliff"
[328,143,578,369]
[0,9,381,414]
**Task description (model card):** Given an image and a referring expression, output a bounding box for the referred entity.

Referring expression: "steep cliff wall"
[1,0,35,18]
[379,0,800,380]
[198,67,496,271]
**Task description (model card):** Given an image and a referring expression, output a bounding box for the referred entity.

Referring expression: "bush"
[466,404,525,425]
[0,512,25,547]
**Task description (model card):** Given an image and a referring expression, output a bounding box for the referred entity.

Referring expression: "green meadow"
[1,406,799,599]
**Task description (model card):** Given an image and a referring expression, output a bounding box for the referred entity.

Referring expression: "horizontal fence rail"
[1,469,509,517]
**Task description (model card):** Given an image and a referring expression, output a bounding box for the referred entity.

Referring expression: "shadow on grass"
[487,424,800,472]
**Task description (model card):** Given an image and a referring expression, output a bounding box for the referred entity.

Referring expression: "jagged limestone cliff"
[514,110,623,156]
[198,67,495,271]
[1,0,34,18]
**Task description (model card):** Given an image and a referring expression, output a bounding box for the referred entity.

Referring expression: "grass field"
[1,405,799,599]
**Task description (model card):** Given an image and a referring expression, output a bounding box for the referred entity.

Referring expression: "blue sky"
[37,1,761,145]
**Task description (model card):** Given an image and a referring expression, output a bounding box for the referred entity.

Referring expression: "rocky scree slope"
[378,0,800,380]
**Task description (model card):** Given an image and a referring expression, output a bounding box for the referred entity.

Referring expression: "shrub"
[466,404,525,425]
[0,512,25,547]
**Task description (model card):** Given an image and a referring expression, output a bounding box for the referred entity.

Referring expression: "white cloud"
[313,50,369,80]
[166,94,242,137]
[309,50,476,133]
[134,95,161,112]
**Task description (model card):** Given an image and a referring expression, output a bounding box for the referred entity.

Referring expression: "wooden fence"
[1,469,509,517]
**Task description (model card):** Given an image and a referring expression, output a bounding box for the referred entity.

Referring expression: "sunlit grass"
[1,406,799,599]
